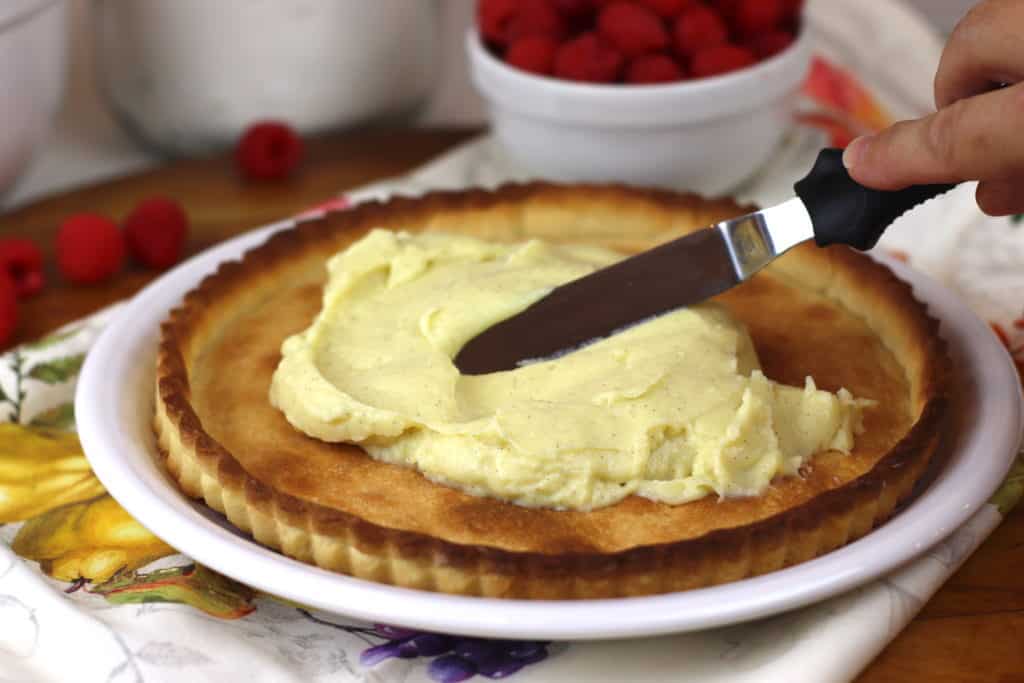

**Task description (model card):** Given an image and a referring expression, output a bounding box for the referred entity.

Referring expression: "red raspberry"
[505,35,560,76]
[597,2,669,58]
[235,121,303,181]
[0,272,16,347]
[554,33,624,83]
[479,0,519,44]
[552,0,593,18]
[710,0,741,19]
[732,0,785,37]
[627,54,685,83]
[673,6,729,58]
[123,197,190,270]
[691,43,756,78]
[506,0,567,42]
[637,0,694,18]
[748,30,794,59]
[0,238,44,298]
[55,214,125,285]
[780,0,804,22]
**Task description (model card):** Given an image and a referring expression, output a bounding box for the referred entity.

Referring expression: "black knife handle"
[794,148,957,251]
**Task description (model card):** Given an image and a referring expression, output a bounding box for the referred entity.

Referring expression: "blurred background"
[0,0,975,210]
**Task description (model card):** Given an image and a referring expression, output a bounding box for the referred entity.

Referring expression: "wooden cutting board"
[0,128,476,345]
[0,126,1020,683]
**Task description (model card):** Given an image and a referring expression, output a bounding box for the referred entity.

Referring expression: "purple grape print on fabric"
[358,624,550,681]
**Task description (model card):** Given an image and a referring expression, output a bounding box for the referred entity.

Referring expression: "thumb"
[842,82,1024,190]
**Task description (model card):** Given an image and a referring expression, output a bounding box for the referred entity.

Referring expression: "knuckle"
[935,0,1022,107]
[960,0,1010,31]
[949,2,994,51]
[925,101,971,172]
[933,38,974,107]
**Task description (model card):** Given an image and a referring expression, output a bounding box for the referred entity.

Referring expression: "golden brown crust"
[154,183,949,598]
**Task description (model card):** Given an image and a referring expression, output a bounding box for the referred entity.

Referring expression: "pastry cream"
[270,229,871,511]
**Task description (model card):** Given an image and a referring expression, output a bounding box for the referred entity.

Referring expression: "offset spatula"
[454,148,956,375]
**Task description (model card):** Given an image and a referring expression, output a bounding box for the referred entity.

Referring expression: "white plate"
[76,220,1023,641]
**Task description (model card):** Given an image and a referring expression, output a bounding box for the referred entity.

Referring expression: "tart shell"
[155,184,948,598]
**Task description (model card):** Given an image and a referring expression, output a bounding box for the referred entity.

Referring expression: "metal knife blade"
[453,197,815,375]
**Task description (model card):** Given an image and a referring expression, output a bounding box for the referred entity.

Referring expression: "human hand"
[842,0,1024,216]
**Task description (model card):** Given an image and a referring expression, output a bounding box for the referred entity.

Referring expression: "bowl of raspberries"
[468,0,811,195]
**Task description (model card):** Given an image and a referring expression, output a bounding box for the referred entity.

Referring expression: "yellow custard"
[270,229,871,511]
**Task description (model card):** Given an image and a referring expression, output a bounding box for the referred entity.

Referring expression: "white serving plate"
[76,218,1022,641]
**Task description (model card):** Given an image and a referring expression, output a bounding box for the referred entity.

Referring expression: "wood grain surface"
[0,128,476,344]
[1,127,1020,682]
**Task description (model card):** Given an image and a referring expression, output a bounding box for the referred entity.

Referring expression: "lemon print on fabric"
[0,424,106,522]
[12,494,176,582]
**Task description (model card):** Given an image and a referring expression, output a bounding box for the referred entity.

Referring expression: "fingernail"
[843,136,871,170]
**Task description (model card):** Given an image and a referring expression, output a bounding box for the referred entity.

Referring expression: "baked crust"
[154,184,949,598]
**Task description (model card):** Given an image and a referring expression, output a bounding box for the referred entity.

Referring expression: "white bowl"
[0,0,67,197]
[467,29,812,196]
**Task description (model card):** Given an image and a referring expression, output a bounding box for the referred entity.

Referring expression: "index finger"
[844,81,1024,190]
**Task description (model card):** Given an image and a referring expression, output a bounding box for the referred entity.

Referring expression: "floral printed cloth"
[2,2,1024,682]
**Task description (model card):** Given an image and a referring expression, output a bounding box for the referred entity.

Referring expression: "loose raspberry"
[691,43,757,78]
[0,272,16,347]
[748,30,794,59]
[626,54,686,83]
[479,0,519,45]
[732,0,786,37]
[123,197,190,270]
[673,6,729,58]
[637,0,694,18]
[597,2,669,58]
[235,121,303,181]
[0,238,44,298]
[505,35,560,76]
[506,0,567,42]
[55,214,124,285]
[554,33,624,83]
